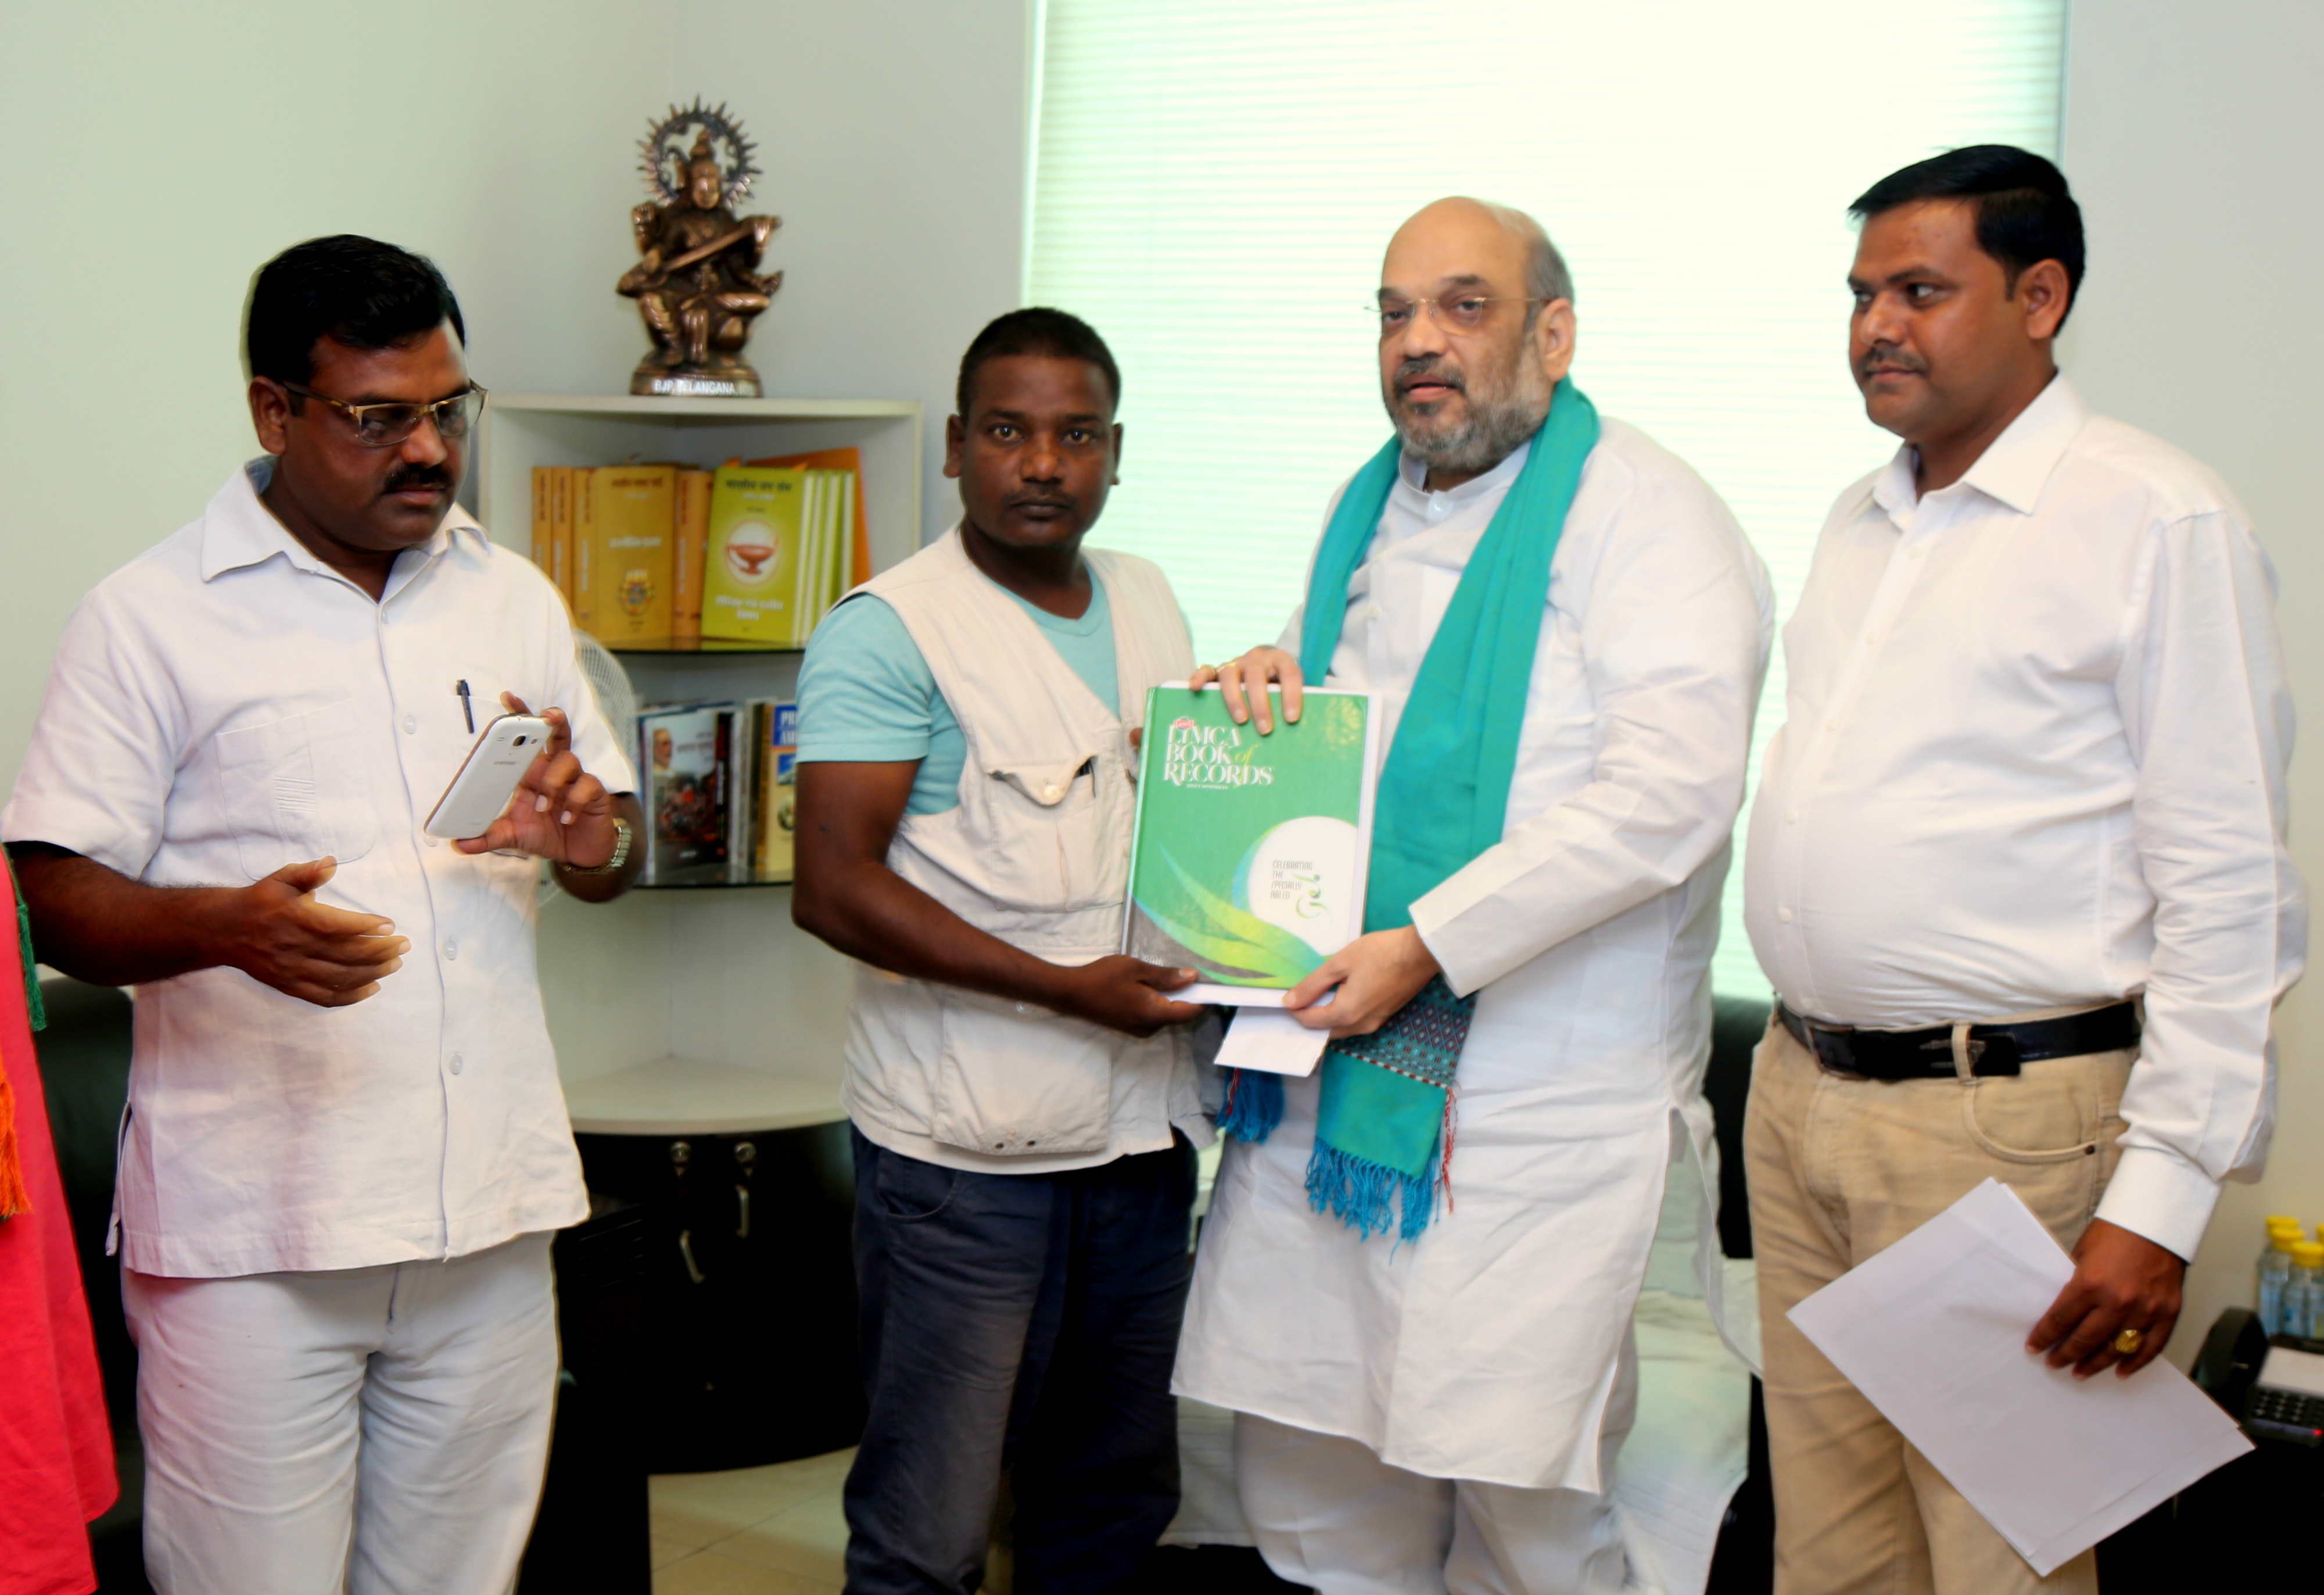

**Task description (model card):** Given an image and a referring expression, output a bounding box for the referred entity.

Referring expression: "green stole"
[1218,381,1599,1241]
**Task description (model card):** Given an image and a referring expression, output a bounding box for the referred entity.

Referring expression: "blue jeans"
[843,1127,1196,1595]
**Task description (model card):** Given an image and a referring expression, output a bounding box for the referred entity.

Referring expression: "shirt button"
[443,940,459,960]
[449,1053,464,1076]
[1778,907,1796,924]
[402,714,417,734]
[1786,808,1801,824]
[424,835,441,848]
[1043,785,1062,802]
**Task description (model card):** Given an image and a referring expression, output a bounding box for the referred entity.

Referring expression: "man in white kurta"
[1175,199,1771,1593]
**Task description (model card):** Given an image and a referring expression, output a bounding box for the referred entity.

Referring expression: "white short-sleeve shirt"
[3,461,637,1278]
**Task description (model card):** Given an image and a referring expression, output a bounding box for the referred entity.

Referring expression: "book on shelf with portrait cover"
[636,701,734,884]
[632,697,798,884]
[1121,684,1378,1005]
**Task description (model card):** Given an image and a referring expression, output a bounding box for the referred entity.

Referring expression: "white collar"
[1872,373,2090,521]
[1397,431,1534,508]
[199,457,485,583]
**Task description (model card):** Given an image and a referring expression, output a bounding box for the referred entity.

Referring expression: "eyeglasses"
[1373,291,1551,338]
[278,381,487,447]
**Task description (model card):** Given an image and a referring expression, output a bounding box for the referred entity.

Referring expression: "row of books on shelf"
[530,447,870,650]
[641,698,798,886]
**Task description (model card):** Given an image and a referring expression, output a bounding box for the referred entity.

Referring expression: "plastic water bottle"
[2289,1242,2324,1343]
[2258,1220,2303,1333]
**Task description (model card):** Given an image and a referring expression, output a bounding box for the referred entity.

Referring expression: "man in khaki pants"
[1742,146,2304,1593]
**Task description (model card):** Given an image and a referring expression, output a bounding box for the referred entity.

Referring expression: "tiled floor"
[651,1448,855,1594]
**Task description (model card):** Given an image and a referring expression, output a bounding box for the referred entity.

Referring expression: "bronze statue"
[619,101,781,397]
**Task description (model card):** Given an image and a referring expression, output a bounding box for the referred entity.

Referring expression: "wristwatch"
[563,816,633,876]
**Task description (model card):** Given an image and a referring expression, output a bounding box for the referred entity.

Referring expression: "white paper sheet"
[1212,1006,1328,1076]
[1787,1179,2251,1576]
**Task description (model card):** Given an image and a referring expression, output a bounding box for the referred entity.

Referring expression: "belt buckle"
[1803,1019,1861,1076]
[1919,1029,2024,1077]
[1970,1030,2022,1077]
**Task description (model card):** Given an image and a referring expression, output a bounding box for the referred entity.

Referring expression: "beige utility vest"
[840,528,1204,1162]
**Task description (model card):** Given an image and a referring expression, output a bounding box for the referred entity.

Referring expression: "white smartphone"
[425,714,553,840]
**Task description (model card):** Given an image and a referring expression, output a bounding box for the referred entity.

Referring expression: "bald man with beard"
[1172,198,1772,1594]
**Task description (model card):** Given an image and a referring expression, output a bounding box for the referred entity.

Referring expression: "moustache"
[382,464,454,495]
[1857,350,1928,379]
[1394,357,1465,396]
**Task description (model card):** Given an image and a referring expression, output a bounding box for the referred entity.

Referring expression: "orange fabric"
[0,1063,26,1220]
[0,868,115,1595]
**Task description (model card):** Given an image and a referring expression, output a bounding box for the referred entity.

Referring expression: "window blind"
[1027,0,2066,999]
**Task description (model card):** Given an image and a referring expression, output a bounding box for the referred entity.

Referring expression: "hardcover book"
[1122,685,1378,1005]
[701,466,810,644]
[750,699,799,881]
[637,703,733,883]
[744,446,871,592]
[672,467,712,644]
[530,467,553,579]
[576,464,674,644]
[547,465,575,606]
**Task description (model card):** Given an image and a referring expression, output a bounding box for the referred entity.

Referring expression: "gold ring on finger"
[2111,1327,2145,1357]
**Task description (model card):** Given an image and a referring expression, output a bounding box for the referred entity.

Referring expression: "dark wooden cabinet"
[573,1119,864,1474]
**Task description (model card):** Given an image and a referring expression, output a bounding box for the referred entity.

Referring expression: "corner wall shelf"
[485,392,921,1109]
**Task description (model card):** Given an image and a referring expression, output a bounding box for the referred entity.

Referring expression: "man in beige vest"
[793,309,1211,1594]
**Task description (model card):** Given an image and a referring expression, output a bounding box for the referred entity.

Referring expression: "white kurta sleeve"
[1,585,183,877]
[2094,508,2304,1261]
[1408,467,1773,997]
[537,586,639,798]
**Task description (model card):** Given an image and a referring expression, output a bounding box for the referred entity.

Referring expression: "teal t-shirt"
[796,569,1119,815]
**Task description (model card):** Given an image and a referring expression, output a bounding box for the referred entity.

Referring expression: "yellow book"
[571,468,597,629]
[744,446,870,587]
[672,468,711,644]
[578,464,675,644]
[549,465,575,604]
[530,467,553,576]
[702,466,811,644]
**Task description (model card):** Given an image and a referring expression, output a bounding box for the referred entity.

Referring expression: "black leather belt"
[1776,1001,2140,1081]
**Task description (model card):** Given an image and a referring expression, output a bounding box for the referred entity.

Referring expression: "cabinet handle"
[735,1182,751,1239]
[676,1228,706,1285]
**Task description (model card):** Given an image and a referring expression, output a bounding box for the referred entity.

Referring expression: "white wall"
[0,0,1027,787]
[2061,0,2324,1359]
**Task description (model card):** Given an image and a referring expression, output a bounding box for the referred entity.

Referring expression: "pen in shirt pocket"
[456,679,475,733]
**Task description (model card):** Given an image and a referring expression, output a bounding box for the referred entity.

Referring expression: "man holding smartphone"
[3,235,641,1593]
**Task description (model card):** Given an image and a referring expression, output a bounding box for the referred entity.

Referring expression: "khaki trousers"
[1745,1013,2134,1595]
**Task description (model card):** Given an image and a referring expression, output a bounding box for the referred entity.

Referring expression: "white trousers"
[121,1231,560,1595]
[1234,1328,1646,1595]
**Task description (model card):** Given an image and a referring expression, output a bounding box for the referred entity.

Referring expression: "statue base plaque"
[631,365,763,399]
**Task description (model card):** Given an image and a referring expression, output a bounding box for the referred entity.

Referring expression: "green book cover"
[702,466,810,644]
[1122,685,1377,1003]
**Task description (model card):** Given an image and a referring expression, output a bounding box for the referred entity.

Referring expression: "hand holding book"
[1282,924,1443,1040]
[1048,955,1205,1038]
[1189,646,1305,733]
[1121,680,1379,1005]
